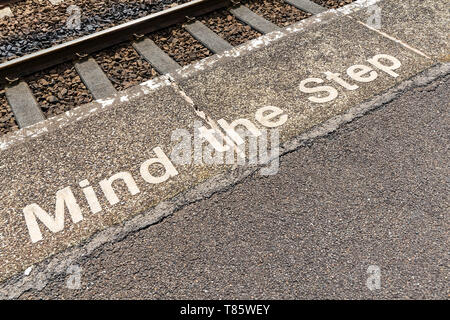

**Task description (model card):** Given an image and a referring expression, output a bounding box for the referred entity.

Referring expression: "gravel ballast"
[150,26,212,67]
[0,0,192,62]
[243,0,311,27]
[25,62,93,118]
[0,87,19,137]
[311,0,357,9]
[94,44,159,91]
[200,9,262,47]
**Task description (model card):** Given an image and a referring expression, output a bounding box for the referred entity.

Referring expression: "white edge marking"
[0,76,171,151]
[355,20,431,59]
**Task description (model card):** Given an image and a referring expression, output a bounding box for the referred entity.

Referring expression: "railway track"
[0,0,355,136]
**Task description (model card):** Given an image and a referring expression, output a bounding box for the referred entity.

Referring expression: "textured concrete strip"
[74,58,117,100]
[0,80,231,283]
[284,0,326,14]
[5,82,45,128]
[351,0,449,60]
[184,21,234,54]
[132,38,180,74]
[230,5,281,34]
[176,16,434,144]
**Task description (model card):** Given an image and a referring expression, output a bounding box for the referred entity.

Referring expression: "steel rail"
[0,0,233,84]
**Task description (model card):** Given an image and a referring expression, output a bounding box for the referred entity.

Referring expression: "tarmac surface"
[19,72,449,299]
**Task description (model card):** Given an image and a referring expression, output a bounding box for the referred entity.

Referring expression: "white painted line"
[0,7,13,19]
[355,19,431,59]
